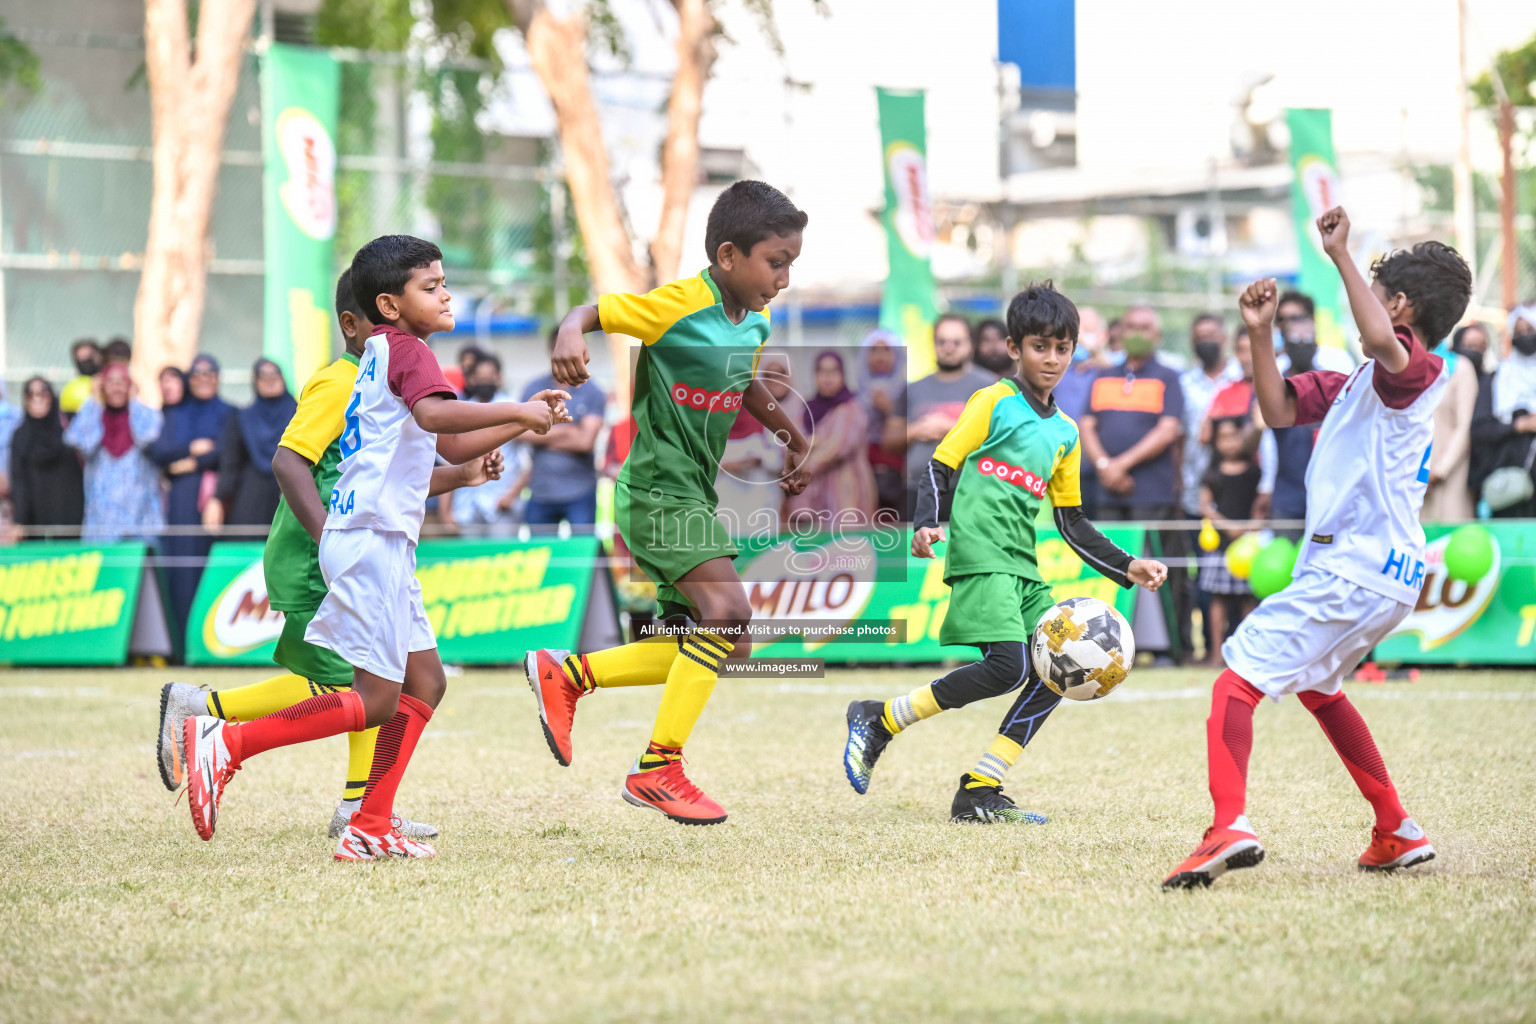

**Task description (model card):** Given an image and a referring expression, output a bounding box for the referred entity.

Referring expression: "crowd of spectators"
[3,297,1533,663]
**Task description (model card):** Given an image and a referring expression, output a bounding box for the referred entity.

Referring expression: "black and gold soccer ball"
[1030,596,1135,701]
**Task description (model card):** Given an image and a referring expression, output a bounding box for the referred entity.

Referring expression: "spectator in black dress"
[8,377,84,538]
[1197,416,1261,665]
[205,358,295,529]
[153,354,233,643]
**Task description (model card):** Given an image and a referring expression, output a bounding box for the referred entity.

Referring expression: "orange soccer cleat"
[1163,817,1265,890]
[621,759,728,825]
[1358,818,1435,872]
[525,648,586,767]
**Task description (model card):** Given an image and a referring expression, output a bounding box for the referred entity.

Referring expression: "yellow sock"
[207,673,317,722]
[574,638,680,689]
[881,684,942,734]
[343,727,378,801]
[968,734,1023,788]
[640,629,730,770]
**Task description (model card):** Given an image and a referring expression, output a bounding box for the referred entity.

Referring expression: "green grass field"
[2,665,1534,1023]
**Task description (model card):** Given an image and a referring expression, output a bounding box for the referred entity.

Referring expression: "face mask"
[1272,327,1285,353]
[1122,333,1155,359]
[1193,340,1223,370]
[1106,349,1127,366]
[1452,344,1486,374]
[1072,344,1090,363]
[1513,333,1536,358]
[467,383,497,403]
[1284,340,1317,374]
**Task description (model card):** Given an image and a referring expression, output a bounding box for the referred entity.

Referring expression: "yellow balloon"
[1225,533,1260,579]
[1198,518,1221,552]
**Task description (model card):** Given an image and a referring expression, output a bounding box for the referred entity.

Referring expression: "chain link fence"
[0,16,579,397]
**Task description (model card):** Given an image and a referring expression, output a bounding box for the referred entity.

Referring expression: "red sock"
[353,693,433,836]
[227,689,365,765]
[1207,669,1264,831]
[1297,689,1408,830]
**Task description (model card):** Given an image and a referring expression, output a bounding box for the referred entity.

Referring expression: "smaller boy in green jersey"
[525,181,812,825]
[155,269,501,840]
[843,283,1169,823]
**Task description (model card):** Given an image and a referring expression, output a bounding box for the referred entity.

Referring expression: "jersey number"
[1416,444,1432,484]
[339,392,362,459]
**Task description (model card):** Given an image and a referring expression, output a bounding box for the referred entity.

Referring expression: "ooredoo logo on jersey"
[671,383,744,413]
[976,457,1049,498]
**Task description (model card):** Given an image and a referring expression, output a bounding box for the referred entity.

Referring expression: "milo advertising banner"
[1285,108,1348,351]
[185,538,620,666]
[876,87,940,380]
[0,544,145,665]
[262,43,341,390]
[1375,522,1536,665]
[732,527,1143,663]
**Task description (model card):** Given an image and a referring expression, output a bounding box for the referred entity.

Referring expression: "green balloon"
[1444,525,1495,584]
[1250,537,1298,600]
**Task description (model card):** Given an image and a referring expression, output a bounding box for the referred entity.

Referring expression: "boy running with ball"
[180,236,569,860]
[524,181,811,825]
[843,282,1167,822]
[1163,207,1470,889]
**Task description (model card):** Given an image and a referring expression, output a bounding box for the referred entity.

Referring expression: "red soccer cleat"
[1163,817,1265,890]
[183,716,238,841]
[334,822,436,861]
[621,759,728,825]
[1358,818,1435,872]
[525,648,585,767]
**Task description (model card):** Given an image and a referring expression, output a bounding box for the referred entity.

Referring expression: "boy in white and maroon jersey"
[1164,207,1472,889]
[180,236,570,861]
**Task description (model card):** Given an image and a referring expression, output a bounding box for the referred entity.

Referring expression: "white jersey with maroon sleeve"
[1288,326,1447,606]
[324,325,455,539]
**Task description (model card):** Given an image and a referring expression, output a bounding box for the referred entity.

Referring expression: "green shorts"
[273,606,354,688]
[940,572,1057,647]
[615,482,737,613]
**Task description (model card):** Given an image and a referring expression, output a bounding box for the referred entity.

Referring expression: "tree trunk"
[514,3,650,412]
[649,0,715,285]
[133,0,257,403]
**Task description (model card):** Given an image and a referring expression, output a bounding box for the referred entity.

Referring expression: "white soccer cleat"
[327,801,439,840]
[183,715,238,841]
[334,823,437,861]
[157,682,207,791]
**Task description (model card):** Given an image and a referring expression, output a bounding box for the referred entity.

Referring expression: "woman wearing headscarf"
[1423,328,1480,521]
[63,362,163,542]
[152,353,233,640]
[785,351,877,524]
[206,358,295,528]
[1469,306,1536,517]
[158,365,186,410]
[9,378,84,535]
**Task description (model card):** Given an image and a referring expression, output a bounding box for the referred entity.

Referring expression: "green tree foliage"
[0,16,43,104]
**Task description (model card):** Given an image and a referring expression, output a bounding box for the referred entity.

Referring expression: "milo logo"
[976,456,1049,498]
[671,383,744,413]
[276,107,337,241]
[885,141,934,259]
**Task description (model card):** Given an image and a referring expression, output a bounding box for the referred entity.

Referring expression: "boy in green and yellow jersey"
[843,282,1169,823]
[155,269,500,839]
[525,181,811,825]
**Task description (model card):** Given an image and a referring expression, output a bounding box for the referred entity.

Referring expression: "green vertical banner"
[1286,108,1347,351]
[262,43,341,390]
[876,88,939,379]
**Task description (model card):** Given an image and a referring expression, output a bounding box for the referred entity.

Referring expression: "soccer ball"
[1030,596,1135,701]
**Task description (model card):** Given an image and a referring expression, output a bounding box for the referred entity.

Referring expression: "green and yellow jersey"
[933,378,1082,585]
[599,268,769,510]
[263,351,361,613]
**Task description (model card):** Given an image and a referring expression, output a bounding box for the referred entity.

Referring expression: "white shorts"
[1221,568,1412,700]
[305,528,436,684]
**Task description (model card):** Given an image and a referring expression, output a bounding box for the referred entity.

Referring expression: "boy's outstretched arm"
[1317,206,1409,374]
[427,450,504,498]
[429,391,571,464]
[553,305,600,386]
[1241,277,1298,428]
